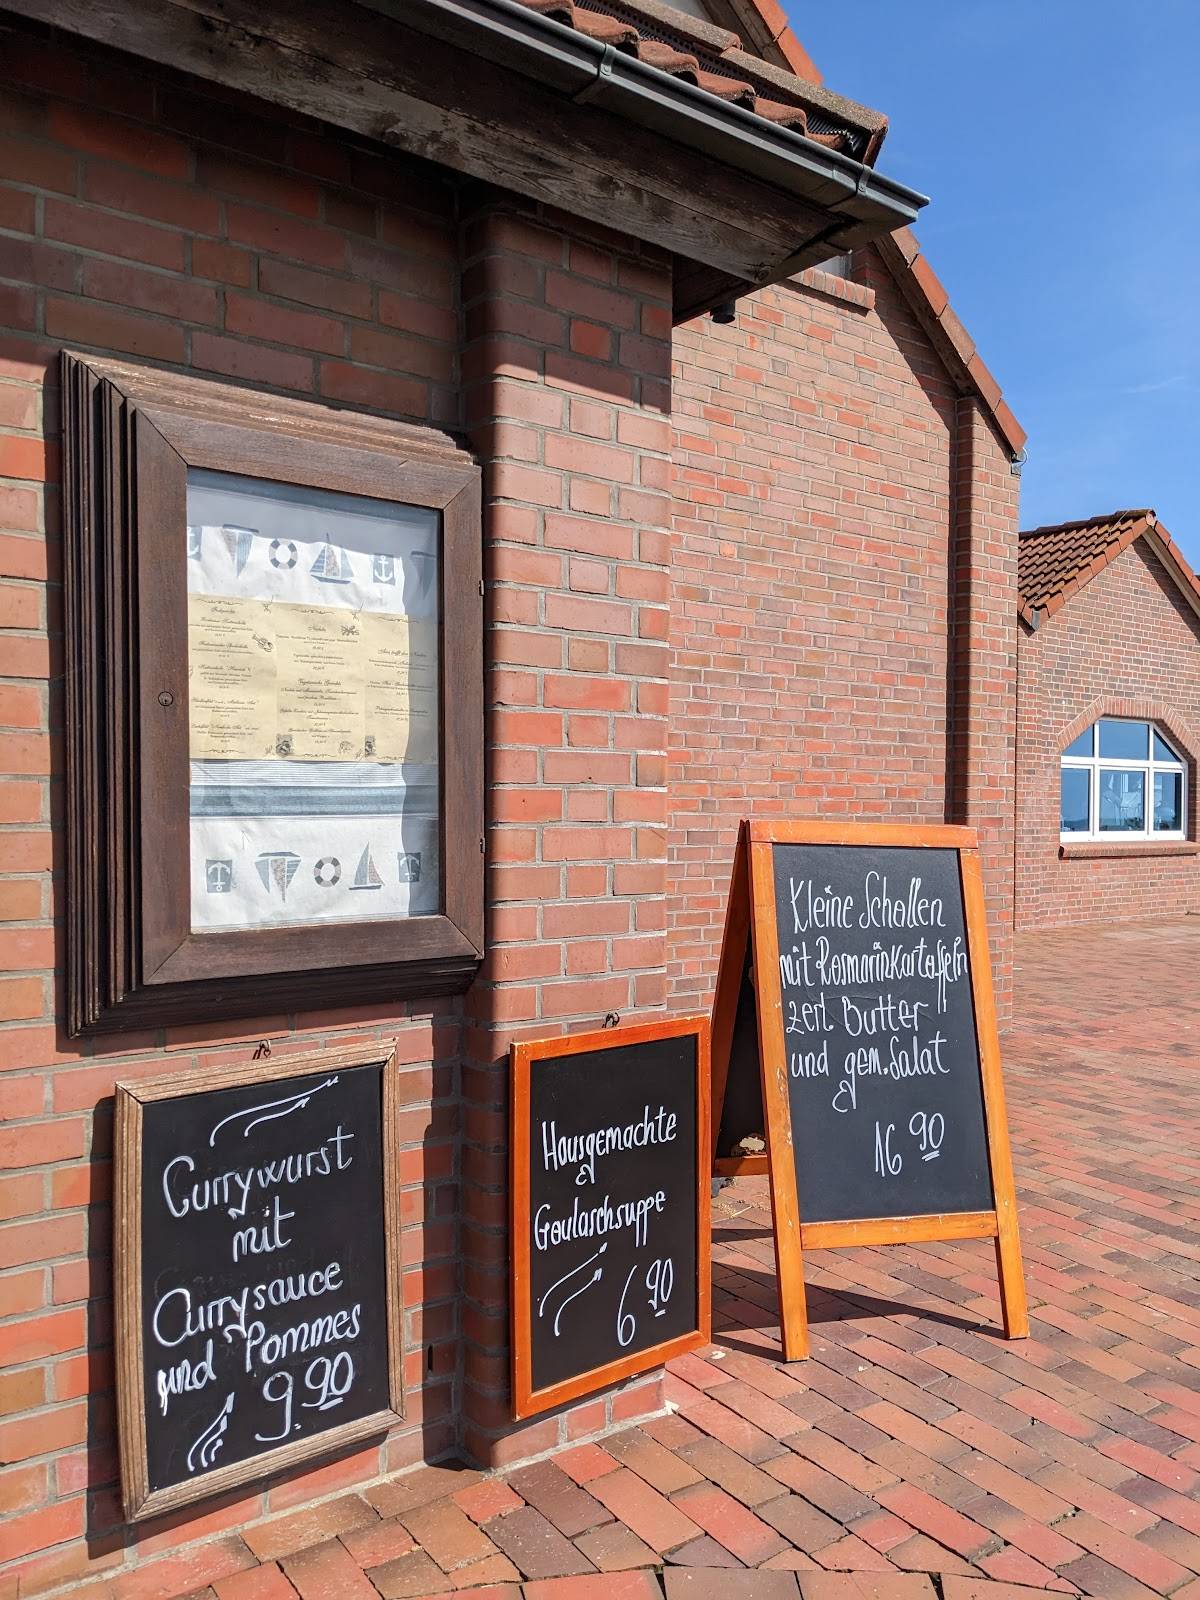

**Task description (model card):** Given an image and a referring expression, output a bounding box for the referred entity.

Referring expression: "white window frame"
[1060,718,1187,843]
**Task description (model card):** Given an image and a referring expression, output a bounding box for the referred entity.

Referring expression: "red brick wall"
[668,255,1019,1018]
[1016,540,1200,929]
[0,32,467,1596]
[0,25,673,1592]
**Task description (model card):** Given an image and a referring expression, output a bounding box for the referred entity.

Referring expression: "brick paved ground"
[131,921,1200,1600]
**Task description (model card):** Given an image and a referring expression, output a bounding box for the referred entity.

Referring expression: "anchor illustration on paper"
[373,553,396,584]
[187,524,204,561]
[205,860,233,894]
[310,537,353,584]
[349,844,384,891]
[221,524,257,576]
[255,851,301,901]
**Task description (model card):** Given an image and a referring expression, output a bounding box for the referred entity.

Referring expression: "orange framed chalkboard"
[711,819,1027,1361]
[511,1015,711,1419]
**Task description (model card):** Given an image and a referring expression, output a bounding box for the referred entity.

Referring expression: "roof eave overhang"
[1143,525,1200,627]
[399,0,927,321]
[5,0,927,324]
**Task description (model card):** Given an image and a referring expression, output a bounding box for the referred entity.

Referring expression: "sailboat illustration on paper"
[255,851,301,901]
[222,524,257,576]
[349,844,384,891]
[409,552,437,606]
[310,538,353,584]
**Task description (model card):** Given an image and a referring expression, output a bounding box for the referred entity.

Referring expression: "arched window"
[1060,719,1187,841]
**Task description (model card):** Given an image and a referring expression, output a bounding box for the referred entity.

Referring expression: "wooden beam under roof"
[3,0,923,321]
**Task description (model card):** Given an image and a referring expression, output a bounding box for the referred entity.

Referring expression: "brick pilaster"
[459,194,674,1465]
[950,395,1020,1020]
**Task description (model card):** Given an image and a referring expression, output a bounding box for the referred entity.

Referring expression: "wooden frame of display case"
[63,352,484,1032]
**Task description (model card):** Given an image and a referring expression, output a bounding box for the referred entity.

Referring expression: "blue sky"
[791,3,1200,563]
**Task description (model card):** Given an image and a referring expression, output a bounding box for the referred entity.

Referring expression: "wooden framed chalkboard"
[712,820,1027,1361]
[511,1016,711,1420]
[114,1042,404,1520]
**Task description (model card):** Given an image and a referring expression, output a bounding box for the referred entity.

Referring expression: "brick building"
[0,0,1025,1592]
[669,241,1023,1022]
[1016,510,1200,930]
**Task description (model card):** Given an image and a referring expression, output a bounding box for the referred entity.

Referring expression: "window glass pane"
[1154,771,1183,832]
[185,468,441,933]
[1098,769,1145,831]
[1062,727,1093,758]
[1153,730,1182,765]
[1060,768,1091,833]
[1098,719,1149,759]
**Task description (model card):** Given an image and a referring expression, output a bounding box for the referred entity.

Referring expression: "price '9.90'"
[254,1350,355,1443]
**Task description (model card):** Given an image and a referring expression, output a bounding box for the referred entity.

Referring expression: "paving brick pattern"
[76,923,1200,1599]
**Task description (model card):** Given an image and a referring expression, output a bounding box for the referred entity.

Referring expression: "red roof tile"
[510,0,888,161]
[1018,509,1200,625]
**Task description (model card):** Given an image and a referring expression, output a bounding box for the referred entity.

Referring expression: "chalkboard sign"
[770,842,994,1223]
[114,1043,403,1520]
[711,821,1027,1361]
[511,1016,710,1419]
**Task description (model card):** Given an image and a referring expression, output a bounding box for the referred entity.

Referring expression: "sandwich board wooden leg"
[994,1213,1029,1340]
[775,1227,810,1362]
[959,848,1029,1341]
[761,1055,810,1362]
[749,838,812,1362]
[710,823,750,1171]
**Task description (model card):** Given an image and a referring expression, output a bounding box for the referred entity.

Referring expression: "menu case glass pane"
[185,468,440,932]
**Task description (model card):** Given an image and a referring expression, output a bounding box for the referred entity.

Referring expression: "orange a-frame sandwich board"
[710,819,1028,1362]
